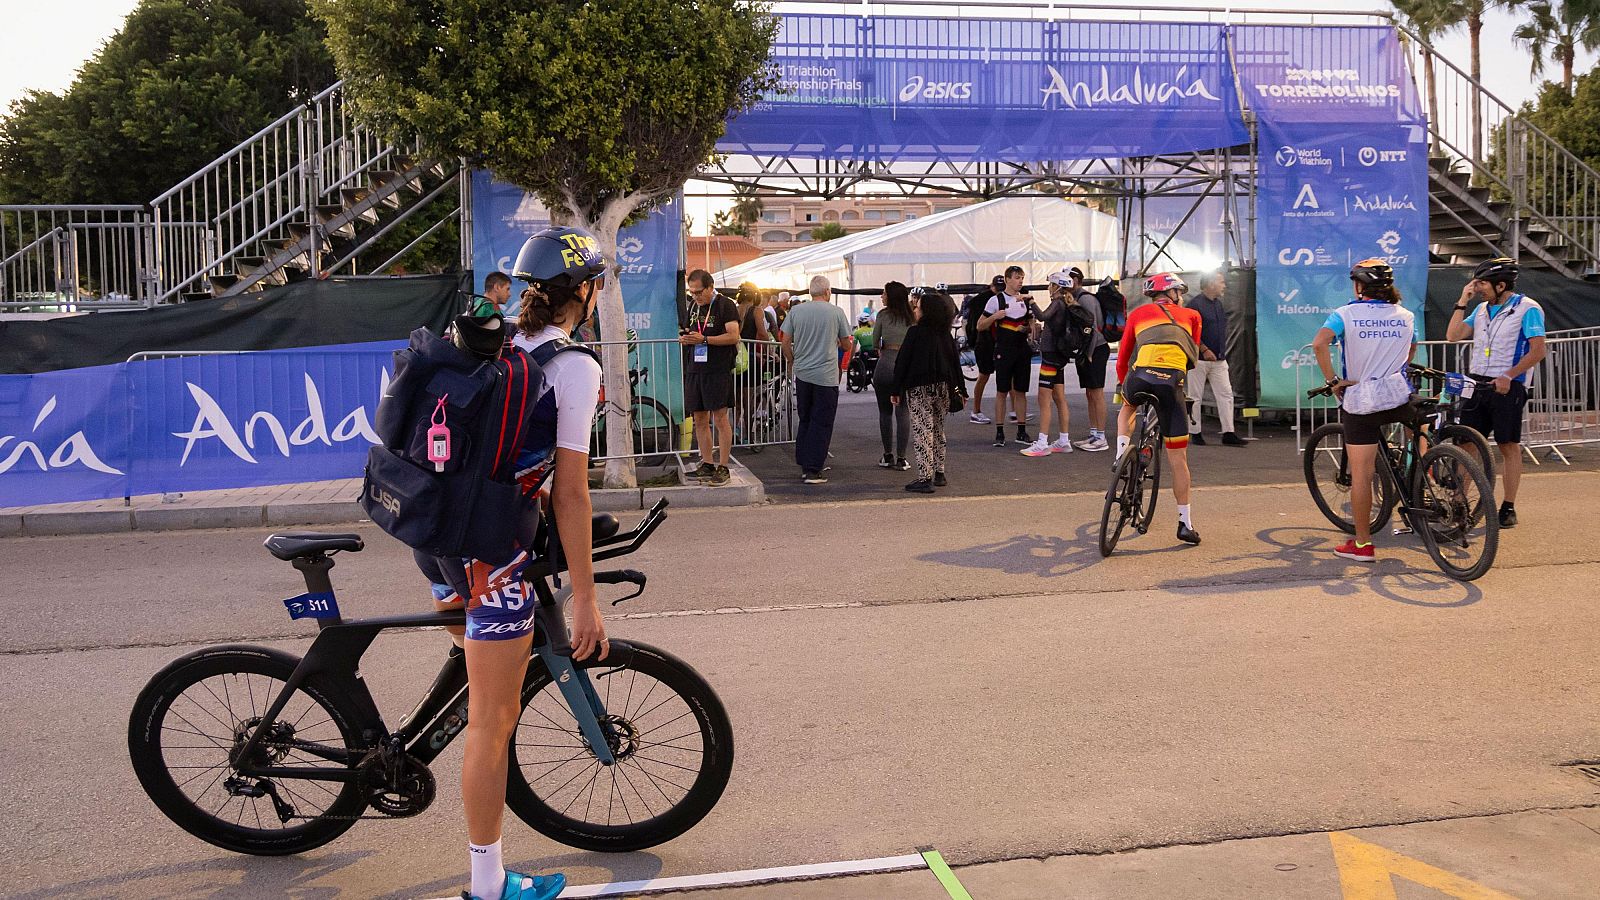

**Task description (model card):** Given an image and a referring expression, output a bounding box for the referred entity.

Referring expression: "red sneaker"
[1334,539,1376,562]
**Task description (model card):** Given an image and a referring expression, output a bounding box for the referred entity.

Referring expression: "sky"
[3,1,1593,231]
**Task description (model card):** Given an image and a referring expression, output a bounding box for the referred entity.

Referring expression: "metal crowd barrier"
[583,338,794,462]
[1293,329,1600,464]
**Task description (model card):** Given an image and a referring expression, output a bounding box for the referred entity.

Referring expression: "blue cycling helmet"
[512,226,607,291]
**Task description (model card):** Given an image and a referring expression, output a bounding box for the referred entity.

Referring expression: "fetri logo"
[899,75,973,102]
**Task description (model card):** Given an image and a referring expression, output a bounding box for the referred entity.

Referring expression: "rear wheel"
[1412,444,1498,581]
[127,646,367,855]
[1303,423,1394,534]
[592,397,676,464]
[1133,408,1163,533]
[1099,450,1141,557]
[1436,423,1497,486]
[506,641,734,852]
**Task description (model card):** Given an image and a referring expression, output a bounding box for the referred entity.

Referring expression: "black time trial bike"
[127,498,734,856]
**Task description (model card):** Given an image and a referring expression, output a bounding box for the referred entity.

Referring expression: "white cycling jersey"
[1322,299,1415,384]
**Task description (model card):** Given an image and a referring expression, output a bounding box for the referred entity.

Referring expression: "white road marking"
[429,853,929,899]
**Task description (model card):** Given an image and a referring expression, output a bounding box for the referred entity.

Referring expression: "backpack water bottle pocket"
[361,446,445,549]
[404,368,490,473]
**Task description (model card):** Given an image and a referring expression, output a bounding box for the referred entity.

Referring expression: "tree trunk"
[1563,46,1574,94]
[1470,11,1483,164]
[573,201,643,490]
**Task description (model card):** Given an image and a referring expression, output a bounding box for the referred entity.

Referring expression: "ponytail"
[1357,283,1405,305]
[516,283,586,333]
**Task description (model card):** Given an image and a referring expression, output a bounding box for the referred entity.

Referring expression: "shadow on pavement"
[9,849,373,899]
[1158,525,1484,608]
[917,521,1194,579]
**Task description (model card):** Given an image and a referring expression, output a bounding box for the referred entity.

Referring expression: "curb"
[7,463,765,538]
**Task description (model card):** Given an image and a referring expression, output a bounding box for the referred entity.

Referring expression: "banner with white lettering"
[1243,26,1429,407]
[0,342,397,507]
[720,16,1249,162]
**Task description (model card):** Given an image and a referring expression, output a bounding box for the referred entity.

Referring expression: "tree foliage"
[810,221,848,242]
[314,0,779,486]
[1512,0,1600,93]
[0,0,334,204]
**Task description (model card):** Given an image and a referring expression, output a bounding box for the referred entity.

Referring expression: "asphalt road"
[3,473,1598,897]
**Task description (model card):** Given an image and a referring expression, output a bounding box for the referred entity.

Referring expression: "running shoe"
[464,871,566,900]
[1333,539,1375,562]
[1176,523,1202,545]
[895,457,910,471]
[969,412,992,424]
[904,479,935,494]
[689,461,715,480]
[877,452,895,469]
[1014,429,1034,445]
[1020,437,1052,457]
[933,472,947,487]
[1221,432,1247,446]
[1049,437,1073,454]
[1073,435,1110,452]
[707,465,731,486]
[993,429,1007,448]
[1498,506,1517,528]
[802,470,828,484]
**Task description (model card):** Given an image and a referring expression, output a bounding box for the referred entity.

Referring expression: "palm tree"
[1426,0,1529,162]
[730,184,764,234]
[1392,0,1451,153]
[1513,0,1600,93]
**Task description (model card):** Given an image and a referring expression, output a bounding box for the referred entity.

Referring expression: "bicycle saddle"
[264,532,365,561]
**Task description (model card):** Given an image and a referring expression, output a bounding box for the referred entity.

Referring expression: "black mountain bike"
[1099,389,1163,557]
[128,499,734,855]
[1303,374,1498,580]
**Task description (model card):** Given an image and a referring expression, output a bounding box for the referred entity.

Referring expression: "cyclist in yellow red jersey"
[1115,272,1204,545]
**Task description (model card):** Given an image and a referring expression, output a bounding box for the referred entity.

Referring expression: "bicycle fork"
[535,644,616,766]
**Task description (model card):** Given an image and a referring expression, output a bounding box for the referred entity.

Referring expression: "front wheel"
[127,646,368,855]
[506,641,734,852]
[1412,444,1499,581]
[1303,423,1395,535]
[1436,423,1497,486]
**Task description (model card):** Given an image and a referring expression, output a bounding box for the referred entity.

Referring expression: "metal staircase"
[1,82,463,310]
[1405,28,1600,279]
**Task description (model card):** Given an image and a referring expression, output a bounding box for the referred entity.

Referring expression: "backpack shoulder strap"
[526,336,600,367]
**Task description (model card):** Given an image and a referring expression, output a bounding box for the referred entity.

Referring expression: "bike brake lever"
[595,569,647,605]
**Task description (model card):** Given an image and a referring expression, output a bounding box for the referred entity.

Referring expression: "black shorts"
[1037,357,1068,389]
[1075,343,1111,390]
[1123,366,1190,447]
[1341,401,1421,446]
[994,345,1033,393]
[973,334,996,375]
[1457,380,1529,445]
[685,370,733,413]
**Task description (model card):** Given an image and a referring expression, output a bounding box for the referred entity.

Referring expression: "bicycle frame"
[230,500,670,783]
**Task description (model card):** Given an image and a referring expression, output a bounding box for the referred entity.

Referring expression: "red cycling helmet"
[1143,272,1187,298]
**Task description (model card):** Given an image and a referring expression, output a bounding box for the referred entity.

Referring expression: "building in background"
[687,235,764,275]
[752,197,972,252]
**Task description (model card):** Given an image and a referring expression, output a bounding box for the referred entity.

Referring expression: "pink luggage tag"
[426,396,451,472]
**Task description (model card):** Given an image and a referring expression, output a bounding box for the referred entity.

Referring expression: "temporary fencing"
[583,338,795,462]
[1292,328,1600,463]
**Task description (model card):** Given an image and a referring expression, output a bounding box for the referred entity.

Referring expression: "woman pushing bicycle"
[414,226,610,900]
[1311,259,1417,564]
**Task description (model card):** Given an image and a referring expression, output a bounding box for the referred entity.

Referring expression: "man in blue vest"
[1445,257,1547,528]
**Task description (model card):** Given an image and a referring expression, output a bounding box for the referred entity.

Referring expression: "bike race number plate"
[282,592,341,620]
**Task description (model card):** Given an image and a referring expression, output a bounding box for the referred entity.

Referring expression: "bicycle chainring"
[356,748,436,818]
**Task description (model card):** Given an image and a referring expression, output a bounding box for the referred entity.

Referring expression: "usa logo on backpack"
[360,327,593,565]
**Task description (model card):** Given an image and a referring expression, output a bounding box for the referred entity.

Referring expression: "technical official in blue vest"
[1445,257,1547,529]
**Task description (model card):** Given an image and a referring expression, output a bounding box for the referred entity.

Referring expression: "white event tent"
[712,196,1215,318]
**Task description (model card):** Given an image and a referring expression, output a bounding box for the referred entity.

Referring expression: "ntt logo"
[900,75,973,102]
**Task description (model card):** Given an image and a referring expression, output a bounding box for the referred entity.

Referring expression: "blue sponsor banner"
[0,341,399,507]
[1246,26,1429,407]
[721,15,1249,162]
[469,170,683,345]
[1254,122,1430,407]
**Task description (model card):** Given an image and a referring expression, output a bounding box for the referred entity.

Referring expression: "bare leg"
[1035,387,1053,437]
[1052,386,1070,437]
[972,372,989,413]
[1086,388,1106,435]
[1344,443,1379,545]
[1499,442,1523,502]
[462,633,536,844]
[692,411,712,466]
[1168,445,1193,507]
[713,408,733,466]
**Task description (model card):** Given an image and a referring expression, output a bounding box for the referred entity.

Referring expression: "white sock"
[470,840,506,899]
[1092,429,1104,439]
[1116,436,1130,458]
[1057,433,1069,443]
[1178,504,1193,527]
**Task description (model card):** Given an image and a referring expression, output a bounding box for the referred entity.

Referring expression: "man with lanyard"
[679,269,742,486]
[1115,272,1204,545]
[1446,257,1547,528]
[977,265,1035,447]
[1312,259,1416,562]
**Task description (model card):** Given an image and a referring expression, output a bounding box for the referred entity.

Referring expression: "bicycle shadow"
[389,850,666,900]
[916,521,1191,578]
[1157,525,1484,608]
[8,850,373,899]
